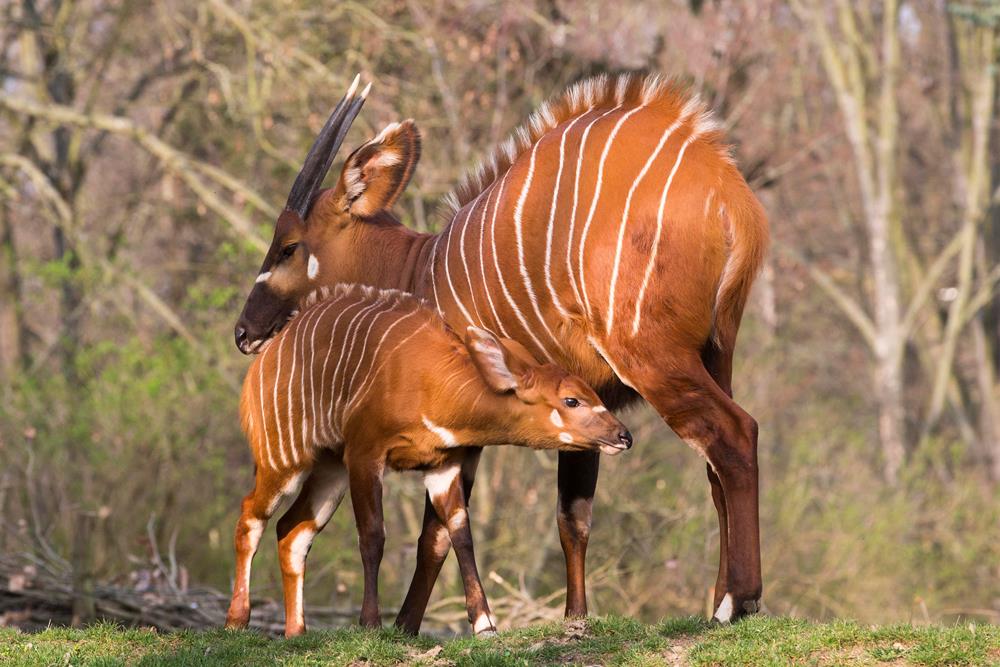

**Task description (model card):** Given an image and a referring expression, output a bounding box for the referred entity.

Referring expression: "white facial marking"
[550,409,564,428]
[714,593,734,623]
[424,465,461,500]
[255,271,272,284]
[422,415,459,448]
[473,612,496,634]
[592,406,607,413]
[307,254,320,280]
[559,431,574,444]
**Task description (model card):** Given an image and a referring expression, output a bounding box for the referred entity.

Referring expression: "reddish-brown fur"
[225,284,630,636]
[234,73,768,628]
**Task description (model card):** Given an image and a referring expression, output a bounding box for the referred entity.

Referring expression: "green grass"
[1,616,997,666]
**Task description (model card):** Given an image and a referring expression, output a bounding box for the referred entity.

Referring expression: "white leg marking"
[288,528,316,575]
[606,117,683,334]
[240,518,265,591]
[473,612,496,634]
[514,138,561,351]
[714,593,734,623]
[578,105,647,317]
[311,466,349,528]
[559,431,574,444]
[447,508,468,531]
[255,271,272,284]
[307,254,320,280]
[550,409,564,428]
[544,115,585,321]
[424,464,460,500]
[567,106,622,308]
[422,415,459,447]
[632,134,697,337]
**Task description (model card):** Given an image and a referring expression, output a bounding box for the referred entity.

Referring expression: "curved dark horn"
[285,74,371,219]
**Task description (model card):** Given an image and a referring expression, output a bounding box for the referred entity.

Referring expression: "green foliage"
[2,617,998,666]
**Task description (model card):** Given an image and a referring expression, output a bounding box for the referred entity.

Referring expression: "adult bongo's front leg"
[225,466,308,629]
[276,453,349,637]
[396,447,482,634]
[349,459,386,628]
[424,459,496,635]
[557,450,600,618]
[707,464,730,611]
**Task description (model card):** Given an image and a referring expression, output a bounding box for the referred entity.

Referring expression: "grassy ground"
[2,616,998,666]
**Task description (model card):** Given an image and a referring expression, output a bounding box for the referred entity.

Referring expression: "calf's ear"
[465,326,519,393]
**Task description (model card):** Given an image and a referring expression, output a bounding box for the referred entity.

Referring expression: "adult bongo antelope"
[234,72,768,627]
[225,284,631,636]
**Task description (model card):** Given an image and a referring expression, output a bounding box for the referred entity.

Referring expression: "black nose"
[235,325,248,351]
[618,430,633,449]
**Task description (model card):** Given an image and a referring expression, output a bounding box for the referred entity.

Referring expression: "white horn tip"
[360,81,373,99]
[347,73,360,97]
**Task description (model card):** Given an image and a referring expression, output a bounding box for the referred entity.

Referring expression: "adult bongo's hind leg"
[276,452,349,637]
[557,450,600,618]
[624,349,761,623]
[349,456,386,628]
[226,465,306,629]
[396,447,482,634]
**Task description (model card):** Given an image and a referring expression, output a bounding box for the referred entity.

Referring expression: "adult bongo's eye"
[563,397,580,408]
[280,243,298,260]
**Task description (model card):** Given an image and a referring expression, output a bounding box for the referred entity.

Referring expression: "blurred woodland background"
[1,0,999,633]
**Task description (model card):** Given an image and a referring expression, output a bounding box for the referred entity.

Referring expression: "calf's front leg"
[424,460,496,636]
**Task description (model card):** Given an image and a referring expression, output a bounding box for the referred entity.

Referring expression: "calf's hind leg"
[225,465,308,629]
[276,452,349,637]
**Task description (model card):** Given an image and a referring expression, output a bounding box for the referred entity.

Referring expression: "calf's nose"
[618,429,633,449]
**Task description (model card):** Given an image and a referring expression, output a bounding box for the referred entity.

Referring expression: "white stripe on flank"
[490,170,553,361]
[422,415,459,447]
[477,181,510,337]
[258,347,277,470]
[544,114,585,320]
[458,193,486,324]
[429,234,444,317]
[443,203,477,326]
[330,299,385,434]
[345,305,423,414]
[307,298,339,443]
[588,335,638,389]
[514,137,561,352]
[578,104,647,318]
[324,299,374,440]
[348,321,434,414]
[606,117,683,334]
[287,317,302,464]
[317,296,363,442]
[342,302,393,403]
[272,330,289,467]
[632,134,697,337]
[567,106,622,309]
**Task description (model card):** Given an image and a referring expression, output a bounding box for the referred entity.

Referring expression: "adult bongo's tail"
[711,180,769,352]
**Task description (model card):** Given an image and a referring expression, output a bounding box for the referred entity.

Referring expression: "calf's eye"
[563,397,580,408]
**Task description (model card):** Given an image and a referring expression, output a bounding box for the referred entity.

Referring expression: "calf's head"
[235,76,421,353]
[465,327,633,455]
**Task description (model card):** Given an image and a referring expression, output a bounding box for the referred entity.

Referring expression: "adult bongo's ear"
[464,326,519,393]
[336,119,421,218]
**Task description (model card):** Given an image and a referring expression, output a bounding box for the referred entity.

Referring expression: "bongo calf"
[225,284,632,637]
